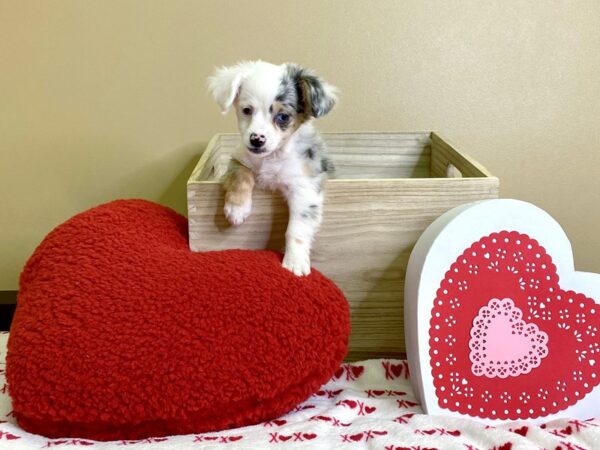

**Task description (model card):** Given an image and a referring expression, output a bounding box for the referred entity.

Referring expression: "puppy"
[208,60,337,276]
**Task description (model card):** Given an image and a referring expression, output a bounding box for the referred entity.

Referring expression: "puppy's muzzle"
[249,133,267,153]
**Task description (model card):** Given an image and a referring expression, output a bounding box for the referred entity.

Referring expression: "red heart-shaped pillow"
[7,200,350,440]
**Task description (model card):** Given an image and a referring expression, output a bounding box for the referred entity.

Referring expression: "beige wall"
[1,1,599,289]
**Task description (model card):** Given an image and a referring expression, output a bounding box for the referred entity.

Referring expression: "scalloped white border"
[404,199,600,424]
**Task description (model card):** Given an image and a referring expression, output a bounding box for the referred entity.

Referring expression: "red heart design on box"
[405,199,600,423]
[430,231,600,420]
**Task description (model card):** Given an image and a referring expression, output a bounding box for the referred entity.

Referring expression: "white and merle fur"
[208,60,337,276]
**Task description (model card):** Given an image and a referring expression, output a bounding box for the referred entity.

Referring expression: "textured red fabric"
[7,199,350,441]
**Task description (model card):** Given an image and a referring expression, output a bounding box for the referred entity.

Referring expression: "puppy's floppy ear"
[208,62,254,114]
[286,64,338,118]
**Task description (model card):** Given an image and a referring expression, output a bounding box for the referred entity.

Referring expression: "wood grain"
[430,132,494,178]
[188,132,499,361]
[207,132,433,180]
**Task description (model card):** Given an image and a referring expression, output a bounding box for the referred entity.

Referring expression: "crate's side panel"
[430,132,495,178]
[190,177,499,361]
[188,134,224,183]
[327,149,431,179]
[321,178,499,361]
[202,132,434,180]
[324,132,431,179]
[188,177,499,361]
[214,133,239,152]
[188,183,288,252]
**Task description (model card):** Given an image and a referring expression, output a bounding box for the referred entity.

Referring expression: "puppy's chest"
[254,157,302,192]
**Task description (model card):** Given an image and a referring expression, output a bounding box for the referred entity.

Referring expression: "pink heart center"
[469,298,549,378]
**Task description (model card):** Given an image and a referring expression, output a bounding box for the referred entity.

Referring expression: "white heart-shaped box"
[405,199,600,424]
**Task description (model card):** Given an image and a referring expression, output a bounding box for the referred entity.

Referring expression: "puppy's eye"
[242,106,253,116]
[275,113,290,125]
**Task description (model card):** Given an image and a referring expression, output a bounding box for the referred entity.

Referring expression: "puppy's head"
[208,61,337,157]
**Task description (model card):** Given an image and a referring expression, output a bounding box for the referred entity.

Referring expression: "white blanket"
[1,331,599,449]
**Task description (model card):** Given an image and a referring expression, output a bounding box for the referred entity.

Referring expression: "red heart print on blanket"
[430,231,600,420]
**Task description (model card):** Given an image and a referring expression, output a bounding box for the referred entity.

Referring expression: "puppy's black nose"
[250,133,266,148]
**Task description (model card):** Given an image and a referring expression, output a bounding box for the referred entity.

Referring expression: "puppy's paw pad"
[224,202,251,226]
[282,252,311,277]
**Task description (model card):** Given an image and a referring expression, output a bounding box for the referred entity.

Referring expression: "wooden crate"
[187,132,499,361]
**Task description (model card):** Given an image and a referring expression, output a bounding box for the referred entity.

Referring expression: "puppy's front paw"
[282,249,311,276]
[224,201,251,226]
